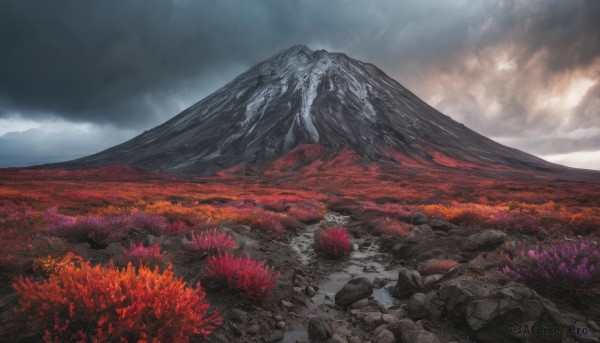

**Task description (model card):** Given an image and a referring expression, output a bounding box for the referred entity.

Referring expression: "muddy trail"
[283,213,401,342]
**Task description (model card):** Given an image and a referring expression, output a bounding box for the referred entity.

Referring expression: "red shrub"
[122,243,163,267]
[187,229,235,255]
[277,213,302,230]
[315,227,353,258]
[489,211,541,234]
[419,259,458,275]
[569,214,599,235]
[287,204,325,224]
[368,217,411,237]
[203,254,279,301]
[13,262,220,342]
[235,208,285,232]
[164,220,189,234]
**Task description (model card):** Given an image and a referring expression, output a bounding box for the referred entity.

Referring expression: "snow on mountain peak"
[60,45,571,177]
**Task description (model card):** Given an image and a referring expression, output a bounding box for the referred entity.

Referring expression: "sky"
[0,0,598,170]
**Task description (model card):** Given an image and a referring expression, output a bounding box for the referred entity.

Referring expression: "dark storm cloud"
[0,0,511,127]
[0,0,598,168]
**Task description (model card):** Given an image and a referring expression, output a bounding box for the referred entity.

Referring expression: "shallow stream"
[284,213,400,342]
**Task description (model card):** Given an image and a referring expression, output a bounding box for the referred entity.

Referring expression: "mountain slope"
[57,45,595,179]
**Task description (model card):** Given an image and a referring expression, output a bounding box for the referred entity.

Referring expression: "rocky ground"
[207,212,600,343]
[1,212,598,343]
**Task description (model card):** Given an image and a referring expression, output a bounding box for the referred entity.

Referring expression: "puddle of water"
[373,282,396,304]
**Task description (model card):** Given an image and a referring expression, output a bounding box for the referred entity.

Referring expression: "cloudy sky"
[0,0,598,169]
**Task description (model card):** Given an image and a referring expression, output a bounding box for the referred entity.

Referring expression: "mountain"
[56,45,597,179]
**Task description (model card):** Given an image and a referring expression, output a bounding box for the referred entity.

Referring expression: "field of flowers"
[0,165,598,341]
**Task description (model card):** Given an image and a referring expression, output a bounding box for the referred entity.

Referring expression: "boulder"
[330,333,348,343]
[439,277,562,342]
[412,224,434,236]
[411,211,429,225]
[407,293,429,319]
[268,330,284,342]
[373,329,395,343]
[396,318,442,343]
[428,219,457,231]
[335,278,373,306]
[393,268,424,298]
[401,329,443,343]
[308,318,332,341]
[391,243,413,260]
[463,230,507,251]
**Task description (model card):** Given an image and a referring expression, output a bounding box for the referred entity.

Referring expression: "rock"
[231,324,243,337]
[422,274,443,289]
[104,242,122,255]
[392,243,412,260]
[276,321,286,330]
[407,293,429,319]
[274,314,283,321]
[305,286,317,297]
[415,248,446,262]
[401,329,442,343]
[397,318,416,332]
[348,337,361,343]
[412,224,434,236]
[381,313,395,324]
[363,312,385,329]
[308,318,332,340]
[330,333,348,343]
[372,277,388,289]
[335,278,373,306]
[377,301,389,314]
[350,298,369,309]
[463,230,507,251]
[429,219,457,231]
[467,252,505,274]
[280,268,296,280]
[411,211,429,225]
[246,323,260,335]
[393,268,424,298]
[373,324,389,336]
[439,277,562,343]
[294,274,307,287]
[330,320,353,337]
[228,308,248,324]
[268,329,284,342]
[281,300,293,308]
[373,329,395,343]
[350,309,362,316]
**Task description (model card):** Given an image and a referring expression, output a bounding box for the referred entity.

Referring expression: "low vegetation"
[315,226,353,258]
[203,253,279,301]
[13,261,221,342]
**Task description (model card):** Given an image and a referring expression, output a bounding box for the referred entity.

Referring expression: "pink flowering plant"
[186,229,235,255]
[122,242,164,268]
[501,240,600,306]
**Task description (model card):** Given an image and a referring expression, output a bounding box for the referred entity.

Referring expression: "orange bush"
[14,262,220,342]
[32,252,83,276]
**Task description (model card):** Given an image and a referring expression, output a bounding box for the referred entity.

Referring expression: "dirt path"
[283,212,400,342]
